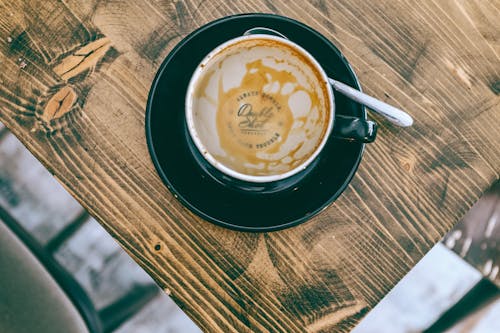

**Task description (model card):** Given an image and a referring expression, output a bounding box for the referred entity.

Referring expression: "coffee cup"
[185,33,376,188]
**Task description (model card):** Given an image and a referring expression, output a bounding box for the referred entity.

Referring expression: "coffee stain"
[193,39,330,176]
[195,68,217,106]
[215,60,296,167]
[215,58,327,176]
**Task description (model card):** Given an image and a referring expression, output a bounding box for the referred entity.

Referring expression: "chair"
[423,277,499,333]
[0,205,158,333]
[424,181,500,332]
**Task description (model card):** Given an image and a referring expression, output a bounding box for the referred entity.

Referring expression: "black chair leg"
[99,283,160,333]
[423,278,499,333]
[46,210,89,253]
[0,126,8,142]
[0,204,104,333]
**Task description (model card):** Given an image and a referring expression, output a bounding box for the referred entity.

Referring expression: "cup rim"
[185,34,335,183]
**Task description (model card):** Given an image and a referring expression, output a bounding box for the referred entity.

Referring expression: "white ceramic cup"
[185,34,373,184]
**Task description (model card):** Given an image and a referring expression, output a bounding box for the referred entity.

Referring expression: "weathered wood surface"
[0,1,498,331]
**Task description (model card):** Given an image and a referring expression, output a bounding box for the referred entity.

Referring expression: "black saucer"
[146,13,366,232]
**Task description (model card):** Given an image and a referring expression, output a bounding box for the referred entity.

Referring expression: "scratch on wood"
[362,13,428,83]
[439,173,450,206]
[395,153,416,174]
[443,59,473,89]
[193,0,210,15]
[430,139,476,170]
[403,41,428,82]
[139,27,181,62]
[315,0,329,16]
[174,1,190,31]
[306,302,367,332]
[264,0,279,13]
[53,38,111,80]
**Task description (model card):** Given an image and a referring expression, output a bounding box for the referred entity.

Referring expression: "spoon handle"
[243,27,414,127]
[329,78,413,127]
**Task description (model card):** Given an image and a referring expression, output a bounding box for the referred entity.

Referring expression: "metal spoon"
[243,27,414,127]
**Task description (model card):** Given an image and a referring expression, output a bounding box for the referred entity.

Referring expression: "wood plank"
[0,0,499,331]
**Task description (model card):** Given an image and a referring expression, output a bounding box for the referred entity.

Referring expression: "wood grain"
[1,0,499,332]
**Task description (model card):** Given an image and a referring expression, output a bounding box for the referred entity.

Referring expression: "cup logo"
[237,103,273,131]
[230,90,283,150]
[216,61,291,153]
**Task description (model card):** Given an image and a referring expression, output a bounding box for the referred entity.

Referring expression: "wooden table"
[1,1,498,331]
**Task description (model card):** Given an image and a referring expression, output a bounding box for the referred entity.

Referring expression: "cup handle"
[332,115,377,143]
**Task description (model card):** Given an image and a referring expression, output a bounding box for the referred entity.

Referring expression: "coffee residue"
[193,39,329,176]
